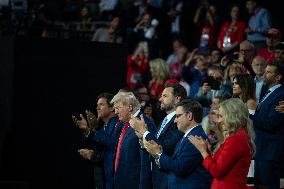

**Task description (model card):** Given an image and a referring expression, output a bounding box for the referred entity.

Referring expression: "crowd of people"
[1,0,284,188]
[70,0,284,189]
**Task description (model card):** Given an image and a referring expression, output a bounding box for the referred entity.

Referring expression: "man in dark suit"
[73,93,123,189]
[111,91,156,189]
[130,83,187,189]
[251,63,284,189]
[143,99,211,189]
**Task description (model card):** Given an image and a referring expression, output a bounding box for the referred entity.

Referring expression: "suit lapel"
[121,112,142,147]
[172,125,202,157]
[158,116,175,138]
[257,87,281,110]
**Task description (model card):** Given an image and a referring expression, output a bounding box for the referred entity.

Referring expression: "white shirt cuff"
[143,131,150,141]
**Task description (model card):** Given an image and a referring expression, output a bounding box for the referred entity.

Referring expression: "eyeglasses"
[176,112,190,119]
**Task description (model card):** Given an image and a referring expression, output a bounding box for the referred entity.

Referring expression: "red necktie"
[114,122,129,172]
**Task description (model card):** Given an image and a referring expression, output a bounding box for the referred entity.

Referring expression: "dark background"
[0,37,127,189]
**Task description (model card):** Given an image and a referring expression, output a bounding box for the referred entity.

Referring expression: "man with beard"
[130,83,186,189]
[250,63,284,189]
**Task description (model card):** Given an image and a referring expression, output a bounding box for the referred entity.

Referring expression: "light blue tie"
[156,117,168,138]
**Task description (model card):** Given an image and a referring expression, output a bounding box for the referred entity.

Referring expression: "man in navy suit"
[73,93,123,189]
[143,99,211,189]
[111,91,156,189]
[130,83,186,189]
[251,63,284,189]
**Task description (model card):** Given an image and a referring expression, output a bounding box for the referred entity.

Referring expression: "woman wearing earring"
[189,98,255,189]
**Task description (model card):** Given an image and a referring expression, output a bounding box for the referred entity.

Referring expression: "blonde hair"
[111,92,141,110]
[149,58,170,82]
[219,98,255,155]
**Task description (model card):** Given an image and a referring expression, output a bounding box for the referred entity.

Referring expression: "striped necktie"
[156,117,168,138]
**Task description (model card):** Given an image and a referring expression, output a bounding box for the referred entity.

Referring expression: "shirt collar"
[166,111,176,121]
[268,84,281,94]
[133,109,141,117]
[183,124,200,137]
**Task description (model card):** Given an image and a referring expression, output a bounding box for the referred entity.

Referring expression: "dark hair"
[97,93,114,107]
[165,83,187,100]
[268,62,284,83]
[176,99,203,123]
[232,74,255,102]
[202,76,220,90]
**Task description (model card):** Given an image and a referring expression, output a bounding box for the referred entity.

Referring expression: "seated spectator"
[91,16,123,43]
[190,98,255,189]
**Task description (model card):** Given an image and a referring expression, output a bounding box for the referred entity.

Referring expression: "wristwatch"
[154,151,162,160]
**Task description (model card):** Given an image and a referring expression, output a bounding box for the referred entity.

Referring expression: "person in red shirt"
[257,28,282,64]
[217,5,246,54]
[127,41,149,89]
[189,98,255,189]
[148,58,170,99]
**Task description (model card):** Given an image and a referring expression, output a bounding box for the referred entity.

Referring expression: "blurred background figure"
[245,0,272,51]
[148,58,170,99]
[257,28,282,64]
[217,4,245,54]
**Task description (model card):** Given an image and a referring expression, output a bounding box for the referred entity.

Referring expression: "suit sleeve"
[251,95,284,132]
[202,134,248,178]
[139,116,156,189]
[145,123,182,156]
[159,142,203,176]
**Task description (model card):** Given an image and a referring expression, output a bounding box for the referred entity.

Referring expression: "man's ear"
[276,74,282,83]
[187,112,193,121]
[175,96,181,103]
[128,104,133,112]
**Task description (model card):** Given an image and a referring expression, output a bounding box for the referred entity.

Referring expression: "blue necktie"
[156,117,168,138]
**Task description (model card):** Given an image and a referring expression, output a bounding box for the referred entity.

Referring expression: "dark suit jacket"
[251,85,284,161]
[145,115,183,189]
[88,115,124,189]
[114,112,156,189]
[159,125,211,189]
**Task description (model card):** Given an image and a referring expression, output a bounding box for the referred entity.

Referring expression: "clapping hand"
[85,110,99,131]
[275,101,284,113]
[72,114,88,130]
[129,115,148,139]
[188,135,210,158]
[144,140,161,156]
[78,148,94,160]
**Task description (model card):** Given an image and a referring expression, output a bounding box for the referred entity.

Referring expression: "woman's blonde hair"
[149,58,170,82]
[219,98,255,155]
